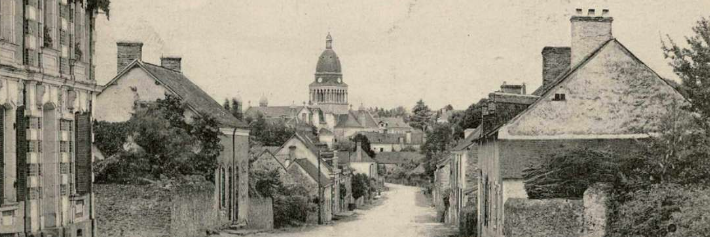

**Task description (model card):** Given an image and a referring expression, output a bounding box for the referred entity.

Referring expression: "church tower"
[309,33,349,115]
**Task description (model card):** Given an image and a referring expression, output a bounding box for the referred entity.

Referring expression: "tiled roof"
[334,110,379,129]
[375,152,425,165]
[119,62,248,128]
[293,158,332,186]
[348,149,377,163]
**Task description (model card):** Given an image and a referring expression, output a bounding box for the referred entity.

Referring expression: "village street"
[225,184,458,237]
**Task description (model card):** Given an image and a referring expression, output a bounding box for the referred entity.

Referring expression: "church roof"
[316,49,342,74]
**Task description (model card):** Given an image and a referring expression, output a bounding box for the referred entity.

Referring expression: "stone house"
[359,131,424,153]
[251,146,292,185]
[0,0,100,236]
[446,127,480,226]
[477,9,687,237]
[376,117,414,134]
[345,143,378,179]
[286,158,334,223]
[94,42,251,226]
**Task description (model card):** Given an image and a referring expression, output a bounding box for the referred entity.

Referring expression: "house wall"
[95,68,167,122]
[275,138,331,178]
[350,162,375,178]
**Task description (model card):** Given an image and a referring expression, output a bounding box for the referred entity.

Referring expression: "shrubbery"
[250,168,316,228]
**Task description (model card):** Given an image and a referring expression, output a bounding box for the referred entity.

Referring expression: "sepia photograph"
[1,0,710,236]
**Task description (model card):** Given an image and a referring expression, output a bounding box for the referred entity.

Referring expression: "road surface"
[233,183,458,237]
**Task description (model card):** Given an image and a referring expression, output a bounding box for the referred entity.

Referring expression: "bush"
[272,185,317,228]
[611,184,710,237]
[523,148,621,199]
[352,174,371,199]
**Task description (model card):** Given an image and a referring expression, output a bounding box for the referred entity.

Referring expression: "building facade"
[94,42,251,226]
[477,9,688,237]
[0,0,100,236]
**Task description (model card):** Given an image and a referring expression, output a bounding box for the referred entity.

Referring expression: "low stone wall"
[504,198,584,237]
[170,184,228,237]
[248,198,274,230]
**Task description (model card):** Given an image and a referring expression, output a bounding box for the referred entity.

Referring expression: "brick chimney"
[117,41,143,72]
[570,8,613,66]
[541,47,571,86]
[160,56,182,72]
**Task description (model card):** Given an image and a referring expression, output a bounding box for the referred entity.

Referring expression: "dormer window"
[553,93,566,101]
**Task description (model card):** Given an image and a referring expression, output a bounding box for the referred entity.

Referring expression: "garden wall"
[96,181,230,237]
[248,198,274,230]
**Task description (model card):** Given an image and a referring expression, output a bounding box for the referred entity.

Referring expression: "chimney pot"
[570,8,613,65]
[160,56,182,72]
[117,41,143,72]
[575,8,583,15]
[602,9,609,16]
[588,9,595,16]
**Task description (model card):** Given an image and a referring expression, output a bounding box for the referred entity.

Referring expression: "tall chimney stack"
[541,47,571,86]
[160,56,182,72]
[570,8,613,66]
[117,41,143,72]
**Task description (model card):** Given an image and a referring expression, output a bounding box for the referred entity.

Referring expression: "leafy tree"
[449,99,485,139]
[421,123,455,179]
[93,120,130,157]
[351,133,376,158]
[86,0,111,19]
[410,99,432,130]
[662,17,710,125]
[249,113,295,146]
[352,173,371,199]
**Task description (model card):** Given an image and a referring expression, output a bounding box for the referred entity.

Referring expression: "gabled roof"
[292,158,332,186]
[497,39,688,139]
[334,110,379,129]
[253,147,288,170]
[377,117,412,129]
[102,60,248,128]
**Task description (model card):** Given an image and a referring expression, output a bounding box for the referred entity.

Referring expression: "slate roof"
[293,158,332,186]
[334,110,379,129]
[377,117,412,129]
[453,127,481,151]
[375,152,425,165]
[348,149,377,163]
[103,60,248,128]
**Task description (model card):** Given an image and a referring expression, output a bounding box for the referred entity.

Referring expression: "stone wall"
[248,198,274,230]
[502,183,612,237]
[504,198,584,237]
[96,182,229,237]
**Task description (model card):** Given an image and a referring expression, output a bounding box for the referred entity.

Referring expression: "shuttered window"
[74,112,91,195]
[15,107,27,202]
[0,0,15,42]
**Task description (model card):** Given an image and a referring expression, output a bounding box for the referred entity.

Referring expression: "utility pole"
[318,149,322,225]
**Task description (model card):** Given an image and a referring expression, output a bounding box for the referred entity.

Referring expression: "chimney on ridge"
[570,8,613,65]
[161,56,182,72]
[287,145,297,167]
[541,47,571,86]
[356,142,362,162]
[117,41,143,72]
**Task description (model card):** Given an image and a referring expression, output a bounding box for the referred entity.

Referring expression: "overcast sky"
[95,0,710,110]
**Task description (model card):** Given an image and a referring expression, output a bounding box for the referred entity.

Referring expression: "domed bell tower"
[309,33,349,115]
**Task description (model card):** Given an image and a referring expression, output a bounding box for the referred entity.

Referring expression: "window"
[60,120,73,131]
[1,211,12,226]
[29,164,40,176]
[75,200,84,218]
[553,93,566,101]
[76,229,83,237]
[220,168,226,208]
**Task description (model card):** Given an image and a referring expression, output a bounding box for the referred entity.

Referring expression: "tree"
[410,99,432,130]
[421,123,455,179]
[449,99,485,139]
[662,17,710,125]
[249,113,295,146]
[351,133,376,158]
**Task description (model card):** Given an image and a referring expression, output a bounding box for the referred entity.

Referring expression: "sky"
[94,0,710,111]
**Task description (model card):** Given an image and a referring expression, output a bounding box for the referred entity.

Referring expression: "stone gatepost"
[583,183,612,237]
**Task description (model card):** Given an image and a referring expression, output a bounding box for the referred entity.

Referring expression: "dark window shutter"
[16,106,27,201]
[74,112,91,195]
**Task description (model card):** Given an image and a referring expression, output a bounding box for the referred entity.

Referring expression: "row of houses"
[434,8,687,237]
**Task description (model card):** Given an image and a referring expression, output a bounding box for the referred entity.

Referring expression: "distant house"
[344,143,379,179]
[377,117,414,134]
[446,127,480,226]
[95,42,250,225]
[375,152,425,174]
[359,131,424,153]
[477,9,688,237]
[251,146,292,184]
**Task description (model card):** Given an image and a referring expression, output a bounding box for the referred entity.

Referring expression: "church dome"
[316,33,342,74]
